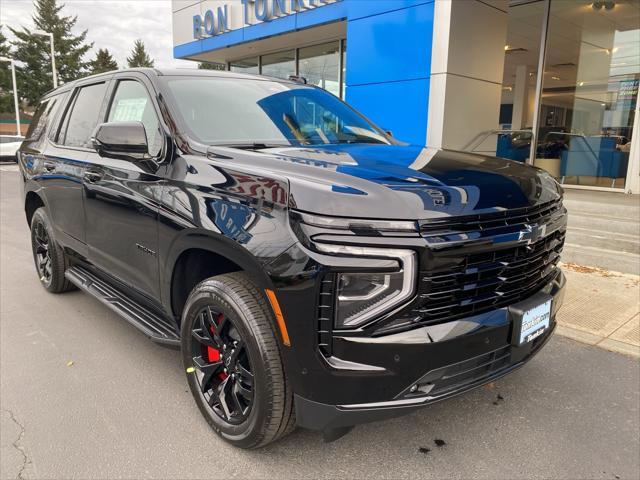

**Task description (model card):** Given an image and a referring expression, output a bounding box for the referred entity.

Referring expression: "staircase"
[561,189,640,275]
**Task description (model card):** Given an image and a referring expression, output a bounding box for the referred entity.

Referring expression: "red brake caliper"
[207,316,228,381]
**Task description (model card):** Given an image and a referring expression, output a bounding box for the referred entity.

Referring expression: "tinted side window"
[62,82,107,148]
[22,95,63,150]
[25,98,53,141]
[107,80,162,157]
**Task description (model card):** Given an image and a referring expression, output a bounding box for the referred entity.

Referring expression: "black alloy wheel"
[33,220,52,285]
[181,272,295,448]
[30,207,75,293]
[191,305,254,424]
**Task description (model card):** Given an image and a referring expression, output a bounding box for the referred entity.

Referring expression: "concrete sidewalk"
[556,262,640,358]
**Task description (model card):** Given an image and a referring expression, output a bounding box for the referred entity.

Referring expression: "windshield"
[160,76,391,147]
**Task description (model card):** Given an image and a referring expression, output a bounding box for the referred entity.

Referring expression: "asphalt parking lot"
[1,166,639,480]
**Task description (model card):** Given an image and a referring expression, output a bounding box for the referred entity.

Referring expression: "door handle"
[83,171,103,183]
[43,160,56,172]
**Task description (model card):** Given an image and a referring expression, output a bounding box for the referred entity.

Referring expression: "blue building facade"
[173,0,435,146]
[172,0,640,194]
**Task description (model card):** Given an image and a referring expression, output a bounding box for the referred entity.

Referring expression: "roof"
[43,67,297,98]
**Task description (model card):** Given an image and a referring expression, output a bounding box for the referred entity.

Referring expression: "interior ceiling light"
[579,81,585,86]
[504,44,510,50]
[592,1,616,10]
[551,76,561,80]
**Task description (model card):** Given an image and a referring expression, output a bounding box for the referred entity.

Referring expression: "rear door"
[45,79,111,254]
[83,73,166,299]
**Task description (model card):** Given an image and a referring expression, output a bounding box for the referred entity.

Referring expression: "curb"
[556,324,640,358]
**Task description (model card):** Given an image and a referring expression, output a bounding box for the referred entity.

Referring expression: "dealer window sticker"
[111,98,147,122]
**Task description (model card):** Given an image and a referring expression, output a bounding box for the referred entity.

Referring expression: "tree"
[127,40,154,68]
[10,0,93,105]
[198,62,226,71]
[90,48,118,74]
[0,25,15,114]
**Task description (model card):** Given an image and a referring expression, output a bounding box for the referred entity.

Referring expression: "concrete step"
[565,229,640,255]
[561,243,640,276]
[567,213,639,236]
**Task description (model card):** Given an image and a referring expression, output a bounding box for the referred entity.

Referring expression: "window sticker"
[111,98,147,122]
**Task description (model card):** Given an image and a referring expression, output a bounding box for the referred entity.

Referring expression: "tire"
[180,272,295,449]
[30,207,76,293]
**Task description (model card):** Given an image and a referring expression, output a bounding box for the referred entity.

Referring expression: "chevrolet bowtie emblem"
[519,223,548,244]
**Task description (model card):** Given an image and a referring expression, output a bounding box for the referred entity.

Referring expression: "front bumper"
[294,269,566,432]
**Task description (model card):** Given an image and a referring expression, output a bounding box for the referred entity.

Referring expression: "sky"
[0,0,197,69]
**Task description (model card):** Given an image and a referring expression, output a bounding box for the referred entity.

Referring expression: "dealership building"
[172,0,640,194]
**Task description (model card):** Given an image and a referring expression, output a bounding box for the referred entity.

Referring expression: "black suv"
[19,69,567,448]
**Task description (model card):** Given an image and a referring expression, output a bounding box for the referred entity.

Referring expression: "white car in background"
[0,135,24,162]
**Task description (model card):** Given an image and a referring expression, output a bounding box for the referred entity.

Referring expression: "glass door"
[533,0,639,189]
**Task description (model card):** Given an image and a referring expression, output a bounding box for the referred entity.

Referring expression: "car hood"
[207,144,562,221]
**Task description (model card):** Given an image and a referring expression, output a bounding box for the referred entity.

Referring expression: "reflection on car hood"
[208,143,562,220]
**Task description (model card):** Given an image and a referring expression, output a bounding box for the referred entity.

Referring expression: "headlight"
[315,244,416,329]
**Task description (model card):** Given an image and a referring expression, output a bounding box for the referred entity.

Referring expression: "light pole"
[33,29,58,88]
[0,56,21,136]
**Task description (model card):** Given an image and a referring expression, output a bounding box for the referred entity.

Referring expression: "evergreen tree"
[90,48,118,74]
[126,40,154,68]
[0,25,15,114]
[198,62,226,71]
[10,0,93,105]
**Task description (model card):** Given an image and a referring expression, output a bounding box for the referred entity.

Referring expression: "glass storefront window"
[261,50,295,80]
[466,1,545,162]
[298,42,341,97]
[229,57,259,74]
[534,1,639,189]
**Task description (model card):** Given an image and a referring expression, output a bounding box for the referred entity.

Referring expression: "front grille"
[408,345,512,398]
[410,228,565,325]
[420,198,564,235]
[400,328,551,401]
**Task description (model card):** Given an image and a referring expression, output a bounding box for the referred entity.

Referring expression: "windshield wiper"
[211,142,290,150]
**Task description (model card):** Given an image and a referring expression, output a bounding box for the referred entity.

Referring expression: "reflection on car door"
[83,74,166,299]
[42,80,111,255]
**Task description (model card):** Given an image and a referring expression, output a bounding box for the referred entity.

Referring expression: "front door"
[83,75,166,299]
[44,80,111,255]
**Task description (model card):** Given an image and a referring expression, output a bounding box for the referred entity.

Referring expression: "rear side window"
[61,82,107,148]
[25,96,60,142]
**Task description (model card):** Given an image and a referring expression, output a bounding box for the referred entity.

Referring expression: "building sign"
[192,0,338,39]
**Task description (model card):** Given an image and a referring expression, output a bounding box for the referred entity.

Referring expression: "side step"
[65,265,180,348]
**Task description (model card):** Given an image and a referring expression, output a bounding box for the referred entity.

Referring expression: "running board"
[65,265,180,348]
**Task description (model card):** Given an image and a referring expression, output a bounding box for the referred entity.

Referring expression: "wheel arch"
[25,190,46,227]
[164,230,275,323]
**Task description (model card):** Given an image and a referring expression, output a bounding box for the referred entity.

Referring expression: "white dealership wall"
[427,0,508,152]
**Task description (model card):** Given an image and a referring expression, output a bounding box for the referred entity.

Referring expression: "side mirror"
[91,121,149,161]
[384,130,394,138]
